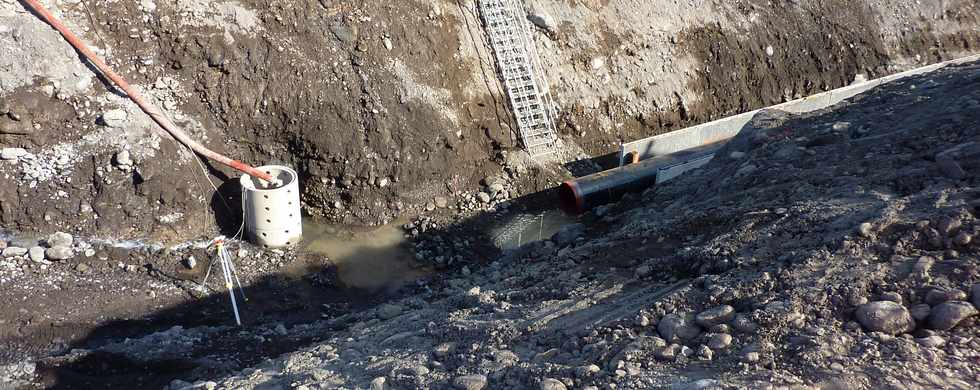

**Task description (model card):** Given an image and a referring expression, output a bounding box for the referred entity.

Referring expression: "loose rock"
[45,247,74,261]
[2,247,27,257]
[453,374,487,390]
[28,246,45,262]
[46,232,73,248]
[855,301,914,335]
[695,305,735,328]
[0,147,27,161]
[658,313,701,342]
[539,378,567,390]
[706,333,732,350]
[928,301,977,330]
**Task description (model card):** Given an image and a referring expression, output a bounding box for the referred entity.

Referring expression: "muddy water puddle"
[295,219,431,294]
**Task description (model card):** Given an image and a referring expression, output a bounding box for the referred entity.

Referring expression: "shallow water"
[299,219,429,292]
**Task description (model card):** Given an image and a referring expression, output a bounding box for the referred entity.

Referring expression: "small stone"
[453,374,488,390]
[477,192,492,203]
[434,196,448,208]
[695,305,735,327]
[857,222,873,238]
[708,324,730,333]
[696,345,713,361]
[377,303,403,320]
[925,288,967,306]
[916,335,946,348]
[76,263,92,274]
[655,344,681,361]
[2,246,27,257]
[0,147,28,161]
[114,150,133,168]
[855,301,914,335]
[28,246,45,262]
[880,292,903,304]
[100,108,128,127]
[658,313,701,342]
[433,342,454,358]
[928,301,977,330]
[539,378,567,390]
[369,377,386,390]
[46,232,73,248]
[765,45,774,56]
[728,151,746,159]
[706,333,732,350]
[45,246,74,260]
[910,304,931,321]
[184,256,197,269]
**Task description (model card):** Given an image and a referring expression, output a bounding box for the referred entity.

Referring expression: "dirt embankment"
[1,0,979,240]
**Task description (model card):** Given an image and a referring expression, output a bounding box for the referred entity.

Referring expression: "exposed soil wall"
[0,0,978,241]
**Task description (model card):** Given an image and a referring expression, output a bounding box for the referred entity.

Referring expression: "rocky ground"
[5,55,980,390]
[2,0,980,389]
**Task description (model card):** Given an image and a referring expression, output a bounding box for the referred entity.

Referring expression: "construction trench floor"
[1,0,980,389]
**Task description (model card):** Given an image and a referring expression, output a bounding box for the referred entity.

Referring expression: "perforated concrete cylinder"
[240,165,302,248]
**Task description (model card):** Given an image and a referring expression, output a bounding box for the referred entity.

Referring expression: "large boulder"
[928,301,977,330]
[855,301,914,335]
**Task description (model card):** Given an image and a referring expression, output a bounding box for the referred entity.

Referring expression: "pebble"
[925,288,967,306]
[696,345,713,361]
[28,246,45,262]
[0,147,28,161]
[76,263,92,274]
[729,151,746,159]
[855,301,914,335]
[655,343,681,361]
[2,247,28,257]
[574,365,600,378]
[928,301,977,330]
[539,378,567,390]
[46,232,73,248]
[477,192,492,203]
[434,196,448,208]
[114,150,133,169]
[857,222,873,238]
[880,292,903,304]
[453,374,487,390]
[45,246,74,261]
[953,231,972,246]
[369,377,386,390]
[695,305,735,327]
[658,313,701,342]
[706,333,732,350]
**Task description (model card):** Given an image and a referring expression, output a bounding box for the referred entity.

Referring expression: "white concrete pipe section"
[240,165,303,248]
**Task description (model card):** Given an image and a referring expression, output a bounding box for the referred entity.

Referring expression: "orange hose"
[22,0,274,183]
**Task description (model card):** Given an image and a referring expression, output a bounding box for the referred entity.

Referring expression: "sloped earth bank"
[10,58,980,389]
[1,0,980,389]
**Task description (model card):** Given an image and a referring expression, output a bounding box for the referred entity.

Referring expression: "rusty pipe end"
[558,180,585,214]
